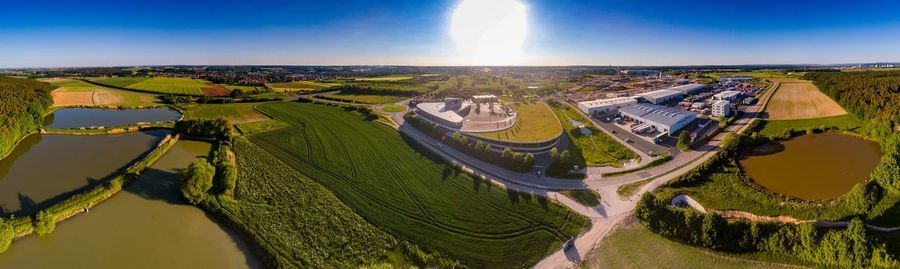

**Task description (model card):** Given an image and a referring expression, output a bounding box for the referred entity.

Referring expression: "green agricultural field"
[474,102,563,142]
[582,218,806,269]
[88,77,215,96]
[220,84,263,91]
[248,102,588,268]
[549,104,636,167]
[318,93,407,104]
[266,81,340,92]
[354,75,414,81]
[757,114,862,137]
[215,138,400,268]
[182,103,270,123]
[235,119,289,135]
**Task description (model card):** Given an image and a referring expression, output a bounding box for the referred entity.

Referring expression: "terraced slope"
[249,102,588,268]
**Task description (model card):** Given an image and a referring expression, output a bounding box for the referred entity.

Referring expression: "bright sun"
[450,0,527,65]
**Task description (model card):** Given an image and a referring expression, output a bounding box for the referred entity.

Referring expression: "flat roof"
[667,83,707,94]
[713,100,730,106]
[416,102,464,124]
[637,89,682,100]
[472,94,497,98]
[578,97,637,109]
[619,103,696,127]
[714,90,741,98]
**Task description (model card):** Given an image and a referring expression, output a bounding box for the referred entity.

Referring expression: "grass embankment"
[1,134,179,251]
[266,81,340,92]
[548,103,636,167]
[181,103,271,124]
[87,77,225,96]
[317,92,407,104]
[617,179,651,197]
[758,114,862,137]
[558,190,601,207]
[582,217,805,269]
[49,79,159,107]
[43,122,174,135]
[473,102,563,142]
[248,102,588,268]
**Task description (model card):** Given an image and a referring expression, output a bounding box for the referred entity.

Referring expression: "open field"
[472,102,563,142]
[758,114,862,137]
[49,79,159,107]
[213,138,400,268]
[235,119,289,135]
[182,103,270,123]
[354,75,414,81]
[380,104,407,113]
[88,77,223,96]
[318,92,407,104]
[549,104,636,167]
[766,80,847,120]
[266,81,340,92]
[582,217,805,269]
[249,102,588,268]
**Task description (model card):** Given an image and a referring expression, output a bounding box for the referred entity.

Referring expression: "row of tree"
[636,192,898,268]
[0,77,54,157]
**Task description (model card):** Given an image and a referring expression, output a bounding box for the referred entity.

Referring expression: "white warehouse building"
[636,89,683,104]
[712,100,731,117]
[668,83,708,95]
[618,104,697,135]
[713,90,741,101]
[577,97,638,115]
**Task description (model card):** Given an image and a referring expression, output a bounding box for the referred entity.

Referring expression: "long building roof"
[636,89,682,100]
[714,90,741,99]
[416,102,464,124]
[619,103,696,127]
[577,97,637,109]
[667,83,707,94]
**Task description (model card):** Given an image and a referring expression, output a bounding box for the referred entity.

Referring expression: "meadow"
[317,92,407,104]
[248,102,588,268]
[88,77,221,96]
[582,217,804,269]
[765,80,847,120]
[549,103,636,167]
[182,103,270,124]
[473,102,563,142]
[380,104,408,113]
[353,75,414,81]
[757,114,862,137]
[48,79,159,107]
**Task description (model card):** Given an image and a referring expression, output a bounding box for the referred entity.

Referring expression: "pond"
[0,140,262,268]
[0,130,169,215]
[44,107,181,129]
[739,133,882,200]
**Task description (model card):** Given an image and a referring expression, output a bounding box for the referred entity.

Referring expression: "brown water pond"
[0,140,262,268]
[738,133,882,200]
[0,130,169,215]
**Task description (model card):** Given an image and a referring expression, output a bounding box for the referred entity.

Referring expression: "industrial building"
[472,94,498,103]
[713,90,741,101]
[636,89,683,104]
[712,100,731,117]
[415,98,472,129]
[577,97,638,115]
[623,69,661,77]
[618,103,697,135]
[718,76,755,82]
[668,83,708,95]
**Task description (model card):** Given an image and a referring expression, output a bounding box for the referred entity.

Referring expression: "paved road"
[384,82,777,268]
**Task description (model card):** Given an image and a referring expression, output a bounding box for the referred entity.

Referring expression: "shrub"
[174,118,233,141]
[0,218,13,253]
[34,210,55,236]
[180,159,215,205]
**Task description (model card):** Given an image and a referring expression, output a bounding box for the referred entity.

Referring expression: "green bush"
[34,210,55,236]
[0,218,13,253]
[180,159,215,205]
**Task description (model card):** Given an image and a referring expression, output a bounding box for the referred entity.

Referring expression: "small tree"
[0,218,12,254]
[677,131,691,151]
[550,147,559,159]
[34,210,55,236]
[559,150,571,166]
[220,163,238,197]
[523,153,535,170]
[502,147,513,159]
[181,159,215,205]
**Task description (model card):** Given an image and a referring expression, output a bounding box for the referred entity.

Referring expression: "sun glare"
[450,0,527,65]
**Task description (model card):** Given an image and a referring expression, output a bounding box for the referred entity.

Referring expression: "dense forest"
[803,71,900,141]
[0,77,54,157]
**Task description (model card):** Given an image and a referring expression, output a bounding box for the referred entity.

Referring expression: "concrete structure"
[577,97,638,115]
[636,89,683,104]
[623,69,661,77]
[718,76,755,82]
[669,83,708,95]
[618,103,697,135]
[713,90,741,101]
[743,97,757,105]
[415,98,472,129]
[472,94,498,103]
[712,100,731,117]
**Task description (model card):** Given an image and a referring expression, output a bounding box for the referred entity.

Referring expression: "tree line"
[0,77,54,158]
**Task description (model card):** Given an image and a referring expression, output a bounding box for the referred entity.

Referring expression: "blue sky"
[2,0,900,67]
